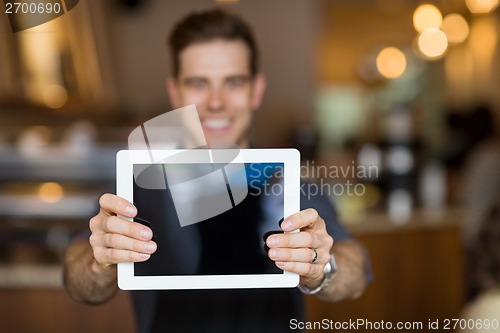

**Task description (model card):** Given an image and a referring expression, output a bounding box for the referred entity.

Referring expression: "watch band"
[297,253,337,295]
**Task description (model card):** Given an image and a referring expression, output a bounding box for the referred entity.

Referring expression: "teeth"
[203,118,231,130]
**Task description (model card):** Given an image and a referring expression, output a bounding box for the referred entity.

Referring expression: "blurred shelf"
[0,145,122,182]
[0,264,62,289]
[0,194,98,219]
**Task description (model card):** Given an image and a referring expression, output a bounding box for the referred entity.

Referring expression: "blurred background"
[1,0,499,332]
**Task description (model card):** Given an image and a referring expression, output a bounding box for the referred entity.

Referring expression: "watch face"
[322,254,337,283]
[328,253,338,275]
[324,261,332,274]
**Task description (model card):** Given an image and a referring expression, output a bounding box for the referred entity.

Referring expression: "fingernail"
[144,242,156,253]
[140,253,150,259]
[276,261,286,268]
[140,229,152,240]
[269,249,280,259]
[282,220,293,230]
[268,236,279,246]
[126,205,137,216]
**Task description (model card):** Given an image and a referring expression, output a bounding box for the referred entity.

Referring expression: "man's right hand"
[88,193,157,275]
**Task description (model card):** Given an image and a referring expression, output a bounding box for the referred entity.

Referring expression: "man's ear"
[251,73,267,110]
[166,78,181,109]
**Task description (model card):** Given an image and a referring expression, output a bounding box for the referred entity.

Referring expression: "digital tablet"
[116,148,300,290]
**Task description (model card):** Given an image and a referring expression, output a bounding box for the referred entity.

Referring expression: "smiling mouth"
[202,118,232,131]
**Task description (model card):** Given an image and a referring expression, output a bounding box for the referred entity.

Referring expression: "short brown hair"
[168,9,258,77]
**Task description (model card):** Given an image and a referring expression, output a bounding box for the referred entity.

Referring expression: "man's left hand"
[266,208,334,289]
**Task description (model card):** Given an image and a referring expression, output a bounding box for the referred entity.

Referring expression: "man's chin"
[205,140,239,149]
[204,132,249,149]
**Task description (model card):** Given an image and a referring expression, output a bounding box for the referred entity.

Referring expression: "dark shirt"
[130,180,350,333]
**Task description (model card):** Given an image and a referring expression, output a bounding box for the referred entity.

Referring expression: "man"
[64,9,370,333]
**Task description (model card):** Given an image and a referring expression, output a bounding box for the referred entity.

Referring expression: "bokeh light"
[43,84,68,109]
[442,14,469,44]
[376,47,407,79]
[413,4,443,33]
[38,182,64,203]
[418,28,448,58]
[465,0,499,14]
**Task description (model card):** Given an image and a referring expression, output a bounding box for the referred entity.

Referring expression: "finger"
[101,215,153,241]
[101,233,157,254]
[263,230,283,252]
[99,193,137,217]
[133,217,157,242]
[281,208,322,232]
[262,230,283,242]
[94,247,151,264]
[266,231,321,249]
[274,261,323,280]
[268,247,317,263]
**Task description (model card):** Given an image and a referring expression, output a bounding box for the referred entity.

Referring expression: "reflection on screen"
[133,163,284,276]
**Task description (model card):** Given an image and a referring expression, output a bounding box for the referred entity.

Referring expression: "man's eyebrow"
[224,74,252,84]
[181,77,208,84]
[225,74,251,81]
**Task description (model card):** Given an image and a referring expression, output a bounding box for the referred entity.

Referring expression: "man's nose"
[207,87,224,111]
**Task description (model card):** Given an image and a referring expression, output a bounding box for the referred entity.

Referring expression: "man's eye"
[186,80,208,89]
[226,78,247,88]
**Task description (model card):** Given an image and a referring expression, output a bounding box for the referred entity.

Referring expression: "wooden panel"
[305,225,466,333]
[0,289,135,333]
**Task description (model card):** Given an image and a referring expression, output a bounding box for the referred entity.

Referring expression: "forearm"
[63,238,118,304]
[315,239,369,302]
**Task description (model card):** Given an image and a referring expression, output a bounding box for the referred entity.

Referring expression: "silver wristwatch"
[298,253,338,295]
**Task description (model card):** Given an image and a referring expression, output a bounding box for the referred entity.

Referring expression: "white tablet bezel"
[116,148,300,290]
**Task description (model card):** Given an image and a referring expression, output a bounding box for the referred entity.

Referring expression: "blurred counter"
[307,206,466,333]
[344,206,464,235]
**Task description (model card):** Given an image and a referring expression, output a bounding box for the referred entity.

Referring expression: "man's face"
[167,39,266,148]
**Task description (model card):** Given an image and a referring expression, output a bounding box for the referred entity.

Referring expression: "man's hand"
[89,193,157,275]
[265,208,334,289]
[64,193,158,304]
